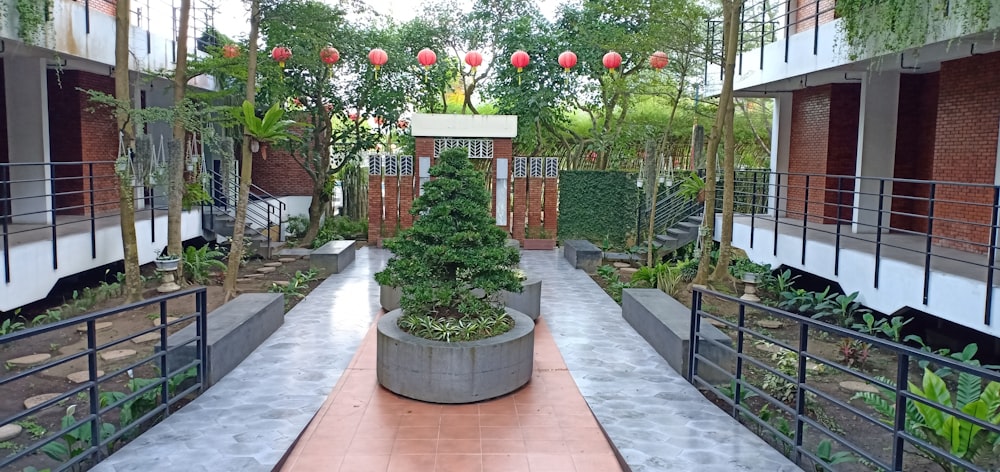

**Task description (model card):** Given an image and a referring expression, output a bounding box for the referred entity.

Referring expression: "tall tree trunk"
[693,0,741,285]
[222,0,259,300]
[299,185,329,247]
[168,0,191,281]
[115,0,141,302]
[712,99,737,281]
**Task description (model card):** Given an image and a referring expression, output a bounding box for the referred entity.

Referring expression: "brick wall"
[891,73,938,233]
[787,84,859,223]
[48,70,119,216]
[789,0,837,35]
[931,51,1000,253]
[250,146,312,197]
[90,0,118,17]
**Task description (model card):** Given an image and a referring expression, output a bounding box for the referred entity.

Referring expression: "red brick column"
[543,157,558,238]
[367,155,382,245]
[512,157,527,241]
[383,155,399,238]
[527,158,543,235]
[399,156,415,231]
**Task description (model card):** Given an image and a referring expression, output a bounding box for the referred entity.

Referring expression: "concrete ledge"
[380,285,402,312]
[163,293,285,386]
[621,288,734,384]
[310,240,356,274]
[377,308,535,404]
[503,277,541,320]
[563,239,602,273]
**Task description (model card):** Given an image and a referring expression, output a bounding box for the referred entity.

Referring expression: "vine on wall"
[16,0,53,45]
[557,171,640,246]
[835,0,995,60]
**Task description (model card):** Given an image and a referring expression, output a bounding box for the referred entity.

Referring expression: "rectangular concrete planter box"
[522,239,555,250]
[310,239,356,274]
[161,293,284,386]
[621,288,734,385]
[563,239,602,273]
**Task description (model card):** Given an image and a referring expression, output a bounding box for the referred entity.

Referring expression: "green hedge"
[558,171,640,246]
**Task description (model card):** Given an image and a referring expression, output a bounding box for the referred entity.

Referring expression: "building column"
[769,93,791,217]
[852,72,900,233]
[6,57,52,224]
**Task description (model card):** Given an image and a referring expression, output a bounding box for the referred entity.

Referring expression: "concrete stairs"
[653,215,702,254]
[203,211,284,259]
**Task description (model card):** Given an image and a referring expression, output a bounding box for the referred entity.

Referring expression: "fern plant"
[853,368,1000,471]
[182,245,227,284]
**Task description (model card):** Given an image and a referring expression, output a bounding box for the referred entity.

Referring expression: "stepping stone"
[23,393,60,410]
[613,262,631,269]
[0,424,22,441]
[256,267,277,274]
[76,322,113,333]
[272,281,290,287]
[278,248,311,257]
[67,370,105,384]
[246,273,266,278]
[131,333,160,344]
[754,343,784,354]
[807,361,823,372]
[99,349,136,362]
[708,318,727,328]
[840,380,879,395]
[263,262,283,267]
[7,353,52,367]
[619,268,638,281]
[236,278,254,283]
[152,317,179,327]
[756,319,784,330]
[279,257,297,263]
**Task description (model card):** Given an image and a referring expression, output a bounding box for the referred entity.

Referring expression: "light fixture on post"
[740,272,760,302]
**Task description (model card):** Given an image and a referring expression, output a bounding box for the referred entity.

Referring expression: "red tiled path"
[280,316,624,472]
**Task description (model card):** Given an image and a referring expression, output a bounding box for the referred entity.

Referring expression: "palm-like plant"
[231,100,298,160]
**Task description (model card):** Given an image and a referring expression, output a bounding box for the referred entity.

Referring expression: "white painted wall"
[412,114,518,138]
[718,217,1000,339]
[769,94,792,217]
[852,72,900,233]
[5,56,51,224]
[0,209,204,312]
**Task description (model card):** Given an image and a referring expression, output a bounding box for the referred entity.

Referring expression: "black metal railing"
[639,171,703,238]
[705,0,838,82]
[0,161,168,285]
[689,287,1000,472]
[0,287,208,471]
[727,170,1000,326]
[201,166,286,246]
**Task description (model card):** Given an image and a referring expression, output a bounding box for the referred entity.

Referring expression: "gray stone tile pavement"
[93,246,799,472]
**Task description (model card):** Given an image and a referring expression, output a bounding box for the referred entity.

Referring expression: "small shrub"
[313,216,368,248]
[837,338,871,369]
[183,245,228,284]
[285,215,309,240]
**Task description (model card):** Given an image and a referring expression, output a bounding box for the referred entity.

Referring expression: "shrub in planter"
[374,147,522,340]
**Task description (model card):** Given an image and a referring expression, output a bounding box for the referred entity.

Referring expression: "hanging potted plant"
[230,100,298,160]
[374,148,534,404]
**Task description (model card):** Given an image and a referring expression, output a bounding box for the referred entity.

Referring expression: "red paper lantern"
[510,50,530,72]
[650,51,669,72]
[348,112,359,122]
[465,51,483,73]
[320,46,340,66]
[397,120,408,129]
[271,46,292,67]
[558,50,577,73]
[417,48,437,69]
[368,48,388,79]
[222,44,239,59]
[603,51,622,74]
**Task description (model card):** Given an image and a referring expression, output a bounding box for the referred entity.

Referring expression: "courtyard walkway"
[92,247,799,472]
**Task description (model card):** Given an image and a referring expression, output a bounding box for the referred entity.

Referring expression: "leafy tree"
[167,0,193,282]
[114,0,141,302]
[375,148,521,340]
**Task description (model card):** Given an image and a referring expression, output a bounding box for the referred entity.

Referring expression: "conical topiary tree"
[375,147,521,340]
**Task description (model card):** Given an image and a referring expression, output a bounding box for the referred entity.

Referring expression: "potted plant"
[154,253,181,271]
[374,147,534,404]
[522,226,556,250]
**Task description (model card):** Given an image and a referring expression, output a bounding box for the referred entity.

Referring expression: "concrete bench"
[621,288,734,385]
[563,239,602,273]
[310,240,356,274]
[163,293,284,386]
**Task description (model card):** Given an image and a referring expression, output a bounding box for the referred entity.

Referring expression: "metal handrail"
[725,170,1000,326]
[0,287,208,471]
[689,287,1000,472]
[200,166,286,246]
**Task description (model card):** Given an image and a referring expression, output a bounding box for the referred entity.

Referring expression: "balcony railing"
[689,287,1000,471]
[726,170,1000,326]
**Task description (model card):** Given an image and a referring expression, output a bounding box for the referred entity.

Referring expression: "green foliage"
[0,317,26,336]
[16,0,53,45]
[40,406,116,468]
[655,263,685,298]
[837,338,871,370]
[853,368,1000,471]
[313,217,368,249]
[728,257,771,280]
[285,216,309,241]
[718,379,758,406]
[814,439,856,471]
[398,310,513,342]
[182,245,227,284]
[779,287,868,327]
[16,419,46,439]
[375,148,521,340]
[181,181,212,211]
[630,266,658,288]
[269,270,319,307]
[98,368,197,430]
[231,101,298,146]
[836,0,996,61]
[853,313,912,343]
[558,171,640,246]
[678,172,705,201]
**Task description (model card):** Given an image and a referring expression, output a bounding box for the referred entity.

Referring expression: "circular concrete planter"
[502,277,541,320]
[380,285,402,311]
[377,308,535,404]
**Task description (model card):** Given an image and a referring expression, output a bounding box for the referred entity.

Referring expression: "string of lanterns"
[222,44,669,79]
